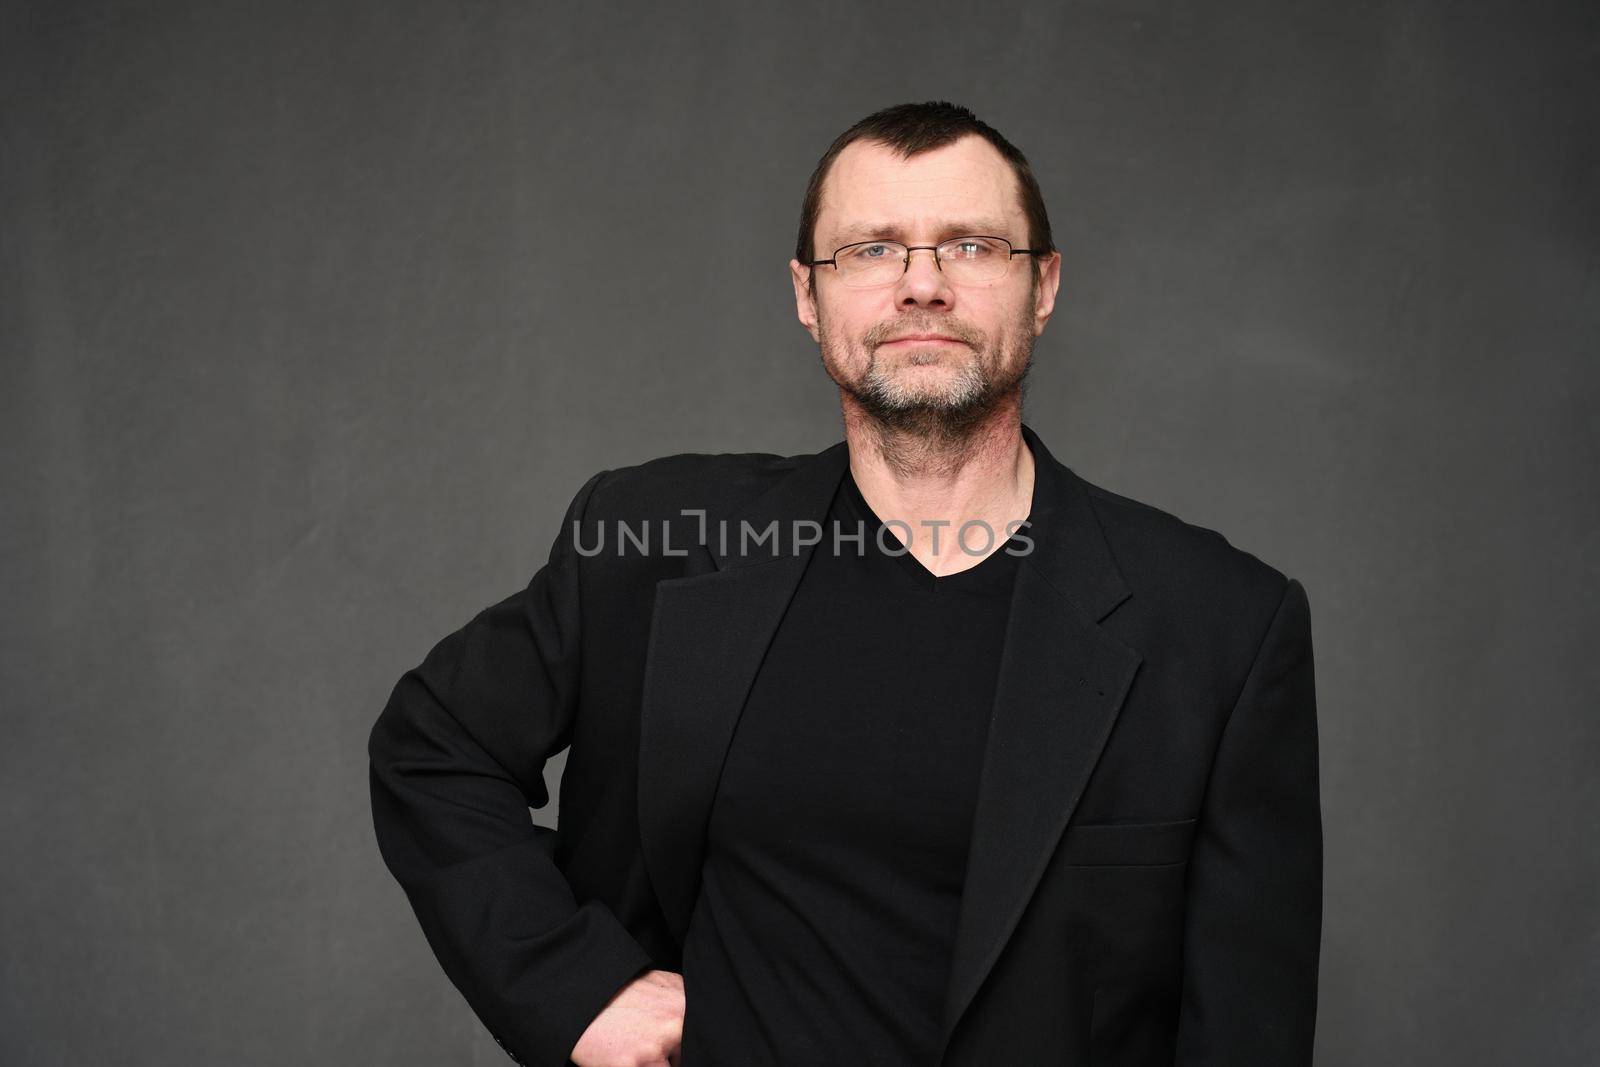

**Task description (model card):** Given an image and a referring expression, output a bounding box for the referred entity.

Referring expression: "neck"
[840,396,1035,576]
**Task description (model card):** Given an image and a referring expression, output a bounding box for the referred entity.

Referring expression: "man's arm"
[367,469,655,1067]
[1174,577,1323,1065]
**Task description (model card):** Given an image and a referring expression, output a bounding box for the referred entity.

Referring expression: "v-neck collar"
[835,465,1030,595]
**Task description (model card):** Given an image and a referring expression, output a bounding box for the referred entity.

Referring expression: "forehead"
[816,134,1024,247]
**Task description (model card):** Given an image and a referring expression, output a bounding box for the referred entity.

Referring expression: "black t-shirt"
[679,467,1029,1066]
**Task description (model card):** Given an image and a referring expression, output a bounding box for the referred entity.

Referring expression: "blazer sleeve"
[367,468,655,1067]
[1174,576,1323,1065]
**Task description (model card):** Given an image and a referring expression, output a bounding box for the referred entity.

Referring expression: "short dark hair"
[794,101,1056,270]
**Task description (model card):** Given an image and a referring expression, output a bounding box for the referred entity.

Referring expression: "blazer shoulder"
[1075,471,1294,616]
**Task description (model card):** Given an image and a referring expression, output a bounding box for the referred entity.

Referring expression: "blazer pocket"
[1060,817,1197,867]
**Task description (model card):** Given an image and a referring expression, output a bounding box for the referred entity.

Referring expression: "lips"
[882,334,964,345]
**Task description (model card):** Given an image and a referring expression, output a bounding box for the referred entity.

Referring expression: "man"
[368,101,1322,1067]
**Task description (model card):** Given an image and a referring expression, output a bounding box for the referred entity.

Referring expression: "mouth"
[880,334,965,347]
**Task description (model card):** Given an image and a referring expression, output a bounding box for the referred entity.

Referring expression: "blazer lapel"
[935,422,1141,1055]
[636,440,850,946]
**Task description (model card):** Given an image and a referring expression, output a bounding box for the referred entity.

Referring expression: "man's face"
[789,134,1062,436]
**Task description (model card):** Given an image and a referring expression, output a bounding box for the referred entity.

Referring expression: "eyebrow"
[829,220,1014,247]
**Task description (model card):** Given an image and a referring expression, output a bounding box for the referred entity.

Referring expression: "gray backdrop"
[4,1,1595,1064]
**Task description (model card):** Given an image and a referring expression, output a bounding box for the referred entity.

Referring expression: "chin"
[877,366,983,397]
[879,385,986,411]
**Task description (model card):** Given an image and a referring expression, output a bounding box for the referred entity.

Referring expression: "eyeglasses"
[808,235,1038,288]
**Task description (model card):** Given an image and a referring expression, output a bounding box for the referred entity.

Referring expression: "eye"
[848,243,895,260]
[946,238,995,260]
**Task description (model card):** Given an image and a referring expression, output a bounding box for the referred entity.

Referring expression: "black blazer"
[368,422,1322,1067]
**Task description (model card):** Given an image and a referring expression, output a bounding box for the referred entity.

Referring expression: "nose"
[895,247,953,307]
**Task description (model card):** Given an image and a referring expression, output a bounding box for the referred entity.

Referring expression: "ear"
[1030,251,1062,336]
[789,258,821,342]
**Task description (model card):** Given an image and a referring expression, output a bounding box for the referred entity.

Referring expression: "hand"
[570,968,686,1067]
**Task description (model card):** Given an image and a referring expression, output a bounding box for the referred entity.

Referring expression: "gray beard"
[821,318,1037,447]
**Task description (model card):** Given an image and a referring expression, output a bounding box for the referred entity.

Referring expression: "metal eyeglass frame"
[806,235,1039,286]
